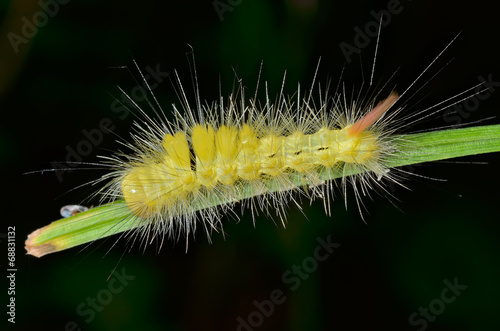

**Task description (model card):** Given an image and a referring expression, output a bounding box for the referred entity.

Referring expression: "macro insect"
[60,205,89,218]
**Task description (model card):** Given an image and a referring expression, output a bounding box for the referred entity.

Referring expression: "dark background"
[1,0,500,330]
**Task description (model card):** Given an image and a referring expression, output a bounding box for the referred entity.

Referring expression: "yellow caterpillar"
[119,93,398,221]
[93,76,401,243]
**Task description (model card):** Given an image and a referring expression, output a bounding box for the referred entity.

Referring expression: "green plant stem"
[25,124,500,257]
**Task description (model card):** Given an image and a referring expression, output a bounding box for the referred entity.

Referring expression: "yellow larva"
[120,93,398,221]
[92,70,402,245]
